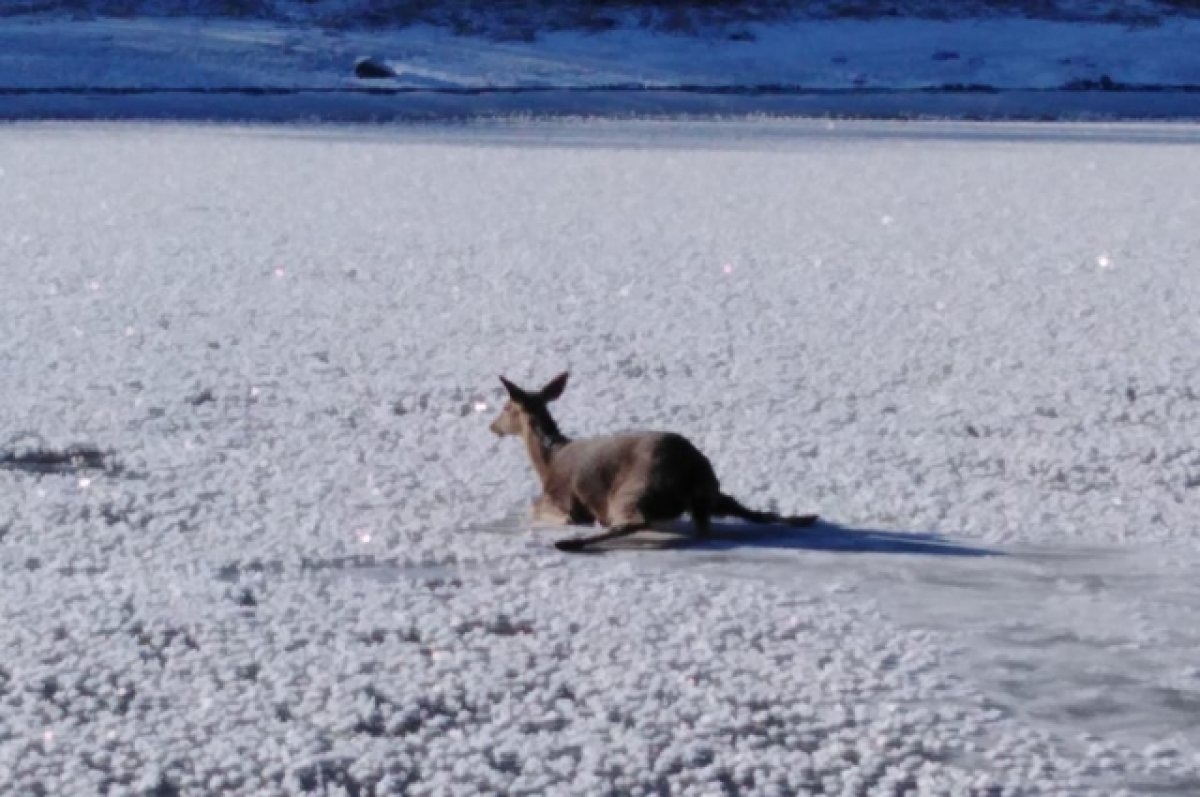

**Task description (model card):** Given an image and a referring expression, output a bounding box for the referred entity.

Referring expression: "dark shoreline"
[4,87,1200,122]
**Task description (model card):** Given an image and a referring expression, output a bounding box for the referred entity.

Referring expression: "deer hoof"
[554,538,589,553]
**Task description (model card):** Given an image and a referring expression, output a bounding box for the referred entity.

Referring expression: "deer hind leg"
[554,522,648,552]
[690,505,712,538]
[554,497,646,552]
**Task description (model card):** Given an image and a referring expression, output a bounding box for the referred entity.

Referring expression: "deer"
[488,372,818,552]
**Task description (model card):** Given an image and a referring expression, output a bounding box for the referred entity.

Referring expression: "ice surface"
[2,120,1199,794]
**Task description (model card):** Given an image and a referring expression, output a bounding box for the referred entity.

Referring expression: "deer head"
[489,372,569,438]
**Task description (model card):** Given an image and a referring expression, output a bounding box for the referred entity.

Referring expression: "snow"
[2,118,1200,794]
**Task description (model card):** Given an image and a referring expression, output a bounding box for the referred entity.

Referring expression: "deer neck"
[520,412,568,486]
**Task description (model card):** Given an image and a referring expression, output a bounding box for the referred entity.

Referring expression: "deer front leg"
[531,495,571,525]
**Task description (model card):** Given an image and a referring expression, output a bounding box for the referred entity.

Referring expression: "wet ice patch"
[653,538,1200,790]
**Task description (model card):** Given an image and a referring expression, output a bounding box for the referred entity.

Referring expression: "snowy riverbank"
[2,14,1200,119]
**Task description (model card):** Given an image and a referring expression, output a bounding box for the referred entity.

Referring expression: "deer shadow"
[591,519,998,558]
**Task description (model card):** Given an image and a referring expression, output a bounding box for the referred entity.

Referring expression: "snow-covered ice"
[2,119,1200,794]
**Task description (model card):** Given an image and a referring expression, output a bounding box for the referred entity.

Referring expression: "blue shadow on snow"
[602,519,998,557]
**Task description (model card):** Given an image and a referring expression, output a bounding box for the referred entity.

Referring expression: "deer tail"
[712,493,818,527]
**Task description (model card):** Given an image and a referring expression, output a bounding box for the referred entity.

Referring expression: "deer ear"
[499,376,528,403]
[539,371,569,402]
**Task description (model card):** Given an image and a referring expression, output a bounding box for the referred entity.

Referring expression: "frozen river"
[2,120,1199,795]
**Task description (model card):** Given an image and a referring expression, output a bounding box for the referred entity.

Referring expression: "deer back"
[547,432,718,514]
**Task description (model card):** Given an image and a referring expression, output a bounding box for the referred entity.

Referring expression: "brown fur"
[490,372,817,552]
